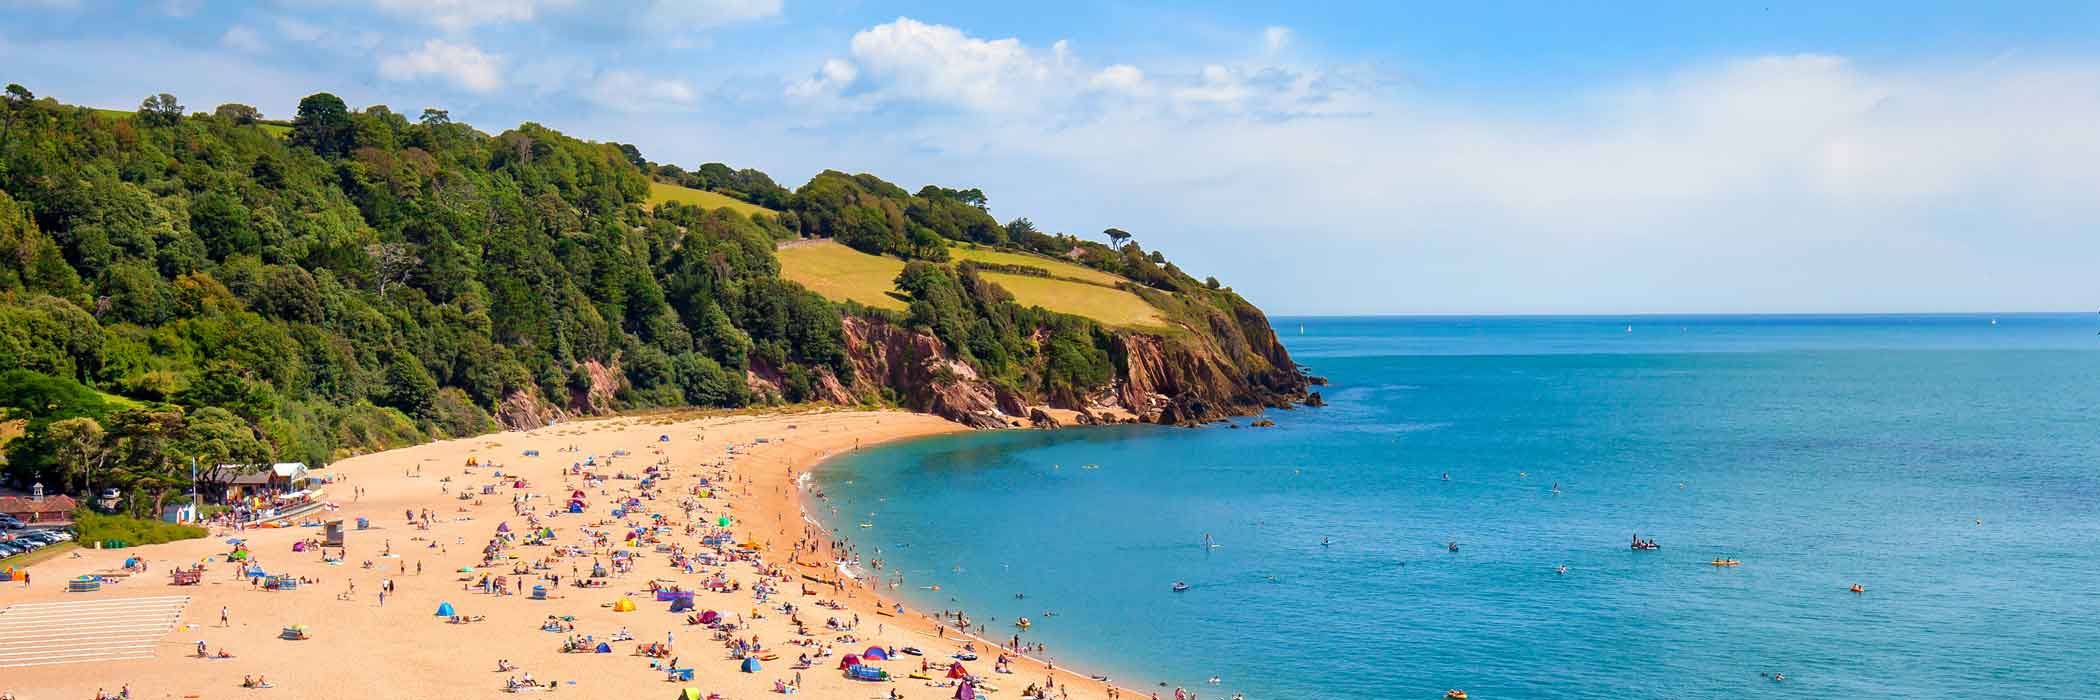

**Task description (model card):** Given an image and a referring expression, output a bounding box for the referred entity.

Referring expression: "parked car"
[0,545,19,557]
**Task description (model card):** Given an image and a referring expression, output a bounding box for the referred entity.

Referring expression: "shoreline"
[4,408,1143,700]
[747,418,1148,699]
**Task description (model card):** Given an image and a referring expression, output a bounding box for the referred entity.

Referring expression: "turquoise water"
[813,314,2100,699]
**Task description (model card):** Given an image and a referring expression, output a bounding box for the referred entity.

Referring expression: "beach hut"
[435,602,456,617]
[594,642,612,654]
[612,597,637,612]
[741,656,763,673]
[66,575,101,593]
[948,663,971,679]
[862,646,890,661]
[837,654,861,670]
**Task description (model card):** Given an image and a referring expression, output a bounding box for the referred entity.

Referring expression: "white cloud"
[643,0,782,29]
[1263,26,1292,54]
[367,0,544,32]
[787,58,858,98]
[378,39,505,93]
[275,17,325,43]
[220,26,267,53]
[1089,65,1146,95]
[792,18,1363,120]
[585,70,699,112]
[350,0,779,35]
[831,17,1068,112]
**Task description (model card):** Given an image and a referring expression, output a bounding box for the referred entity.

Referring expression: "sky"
[5,1,2100,315]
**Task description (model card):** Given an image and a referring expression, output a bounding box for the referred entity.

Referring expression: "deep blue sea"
[813,314,2100,699]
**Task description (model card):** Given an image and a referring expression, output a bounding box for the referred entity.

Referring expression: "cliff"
[835,307,1308,428]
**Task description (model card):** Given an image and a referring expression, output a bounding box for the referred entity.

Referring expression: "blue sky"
[6,1,2100,314]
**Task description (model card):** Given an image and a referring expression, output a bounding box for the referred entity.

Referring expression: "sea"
[811,314,2100,699]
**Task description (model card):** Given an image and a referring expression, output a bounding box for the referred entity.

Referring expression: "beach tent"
[698,610,720,625]
[675,689,702,700]
[594,642,612,654]
[837,654,861,670]
[531,585,548,600]
[955,681,977,700]
[612,598,637,612]
[717,516,731,526]
[435,602,455,617]
[947,663,971,679]
[669,597,694,613]
[741,656,763,673]
[862,646,890,660]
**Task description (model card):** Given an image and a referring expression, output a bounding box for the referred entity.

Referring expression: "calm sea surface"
[813,314,2100,699]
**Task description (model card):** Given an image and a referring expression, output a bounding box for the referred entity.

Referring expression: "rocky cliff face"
[835,305,1308,428]
[838,316,1015,429]
[492,307,1309,432]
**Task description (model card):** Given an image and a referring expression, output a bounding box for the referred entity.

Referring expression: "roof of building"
[204,465,274,485]
[0,494,78,514]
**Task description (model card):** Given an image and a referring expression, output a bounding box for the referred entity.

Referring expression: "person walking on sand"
[220,606,229,627]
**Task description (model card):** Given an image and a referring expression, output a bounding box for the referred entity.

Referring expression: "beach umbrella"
[435,602,455,617]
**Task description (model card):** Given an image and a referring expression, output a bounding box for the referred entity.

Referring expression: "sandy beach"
[2,409,1144,700]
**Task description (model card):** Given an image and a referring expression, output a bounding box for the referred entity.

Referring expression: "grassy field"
[89,107,292,137]
[647,182,777,217]
[947,244,1124,286]
[777,240,1169,328]
[0,541,76,569]
[775,241,910,311]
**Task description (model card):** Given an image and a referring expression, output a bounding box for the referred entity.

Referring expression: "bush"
[71,510,207,547]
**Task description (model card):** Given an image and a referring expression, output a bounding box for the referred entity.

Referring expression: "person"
[221,606,230,626]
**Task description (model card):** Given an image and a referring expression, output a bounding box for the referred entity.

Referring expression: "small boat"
[1015,617,1031,629]
[858,523,873,529]
[1171,581,1190,592]
[1710,559,1741,567]
[1446,691,1469,700]
[1849,584,1865,593]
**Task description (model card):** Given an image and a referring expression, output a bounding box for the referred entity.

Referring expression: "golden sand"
[3,410,1141,700]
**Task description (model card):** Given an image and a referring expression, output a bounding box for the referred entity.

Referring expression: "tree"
[1104,227,1132,248]
[291,92,354,157]
[136,93,184,127]
[213,103,262,125]
[44,416,107,496]
[418,108,450,125]
[0,83,32,157]
[366,242,420,298]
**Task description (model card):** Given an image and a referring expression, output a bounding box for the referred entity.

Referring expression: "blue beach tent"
[741,656,762,673]
[435,602,455,617]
